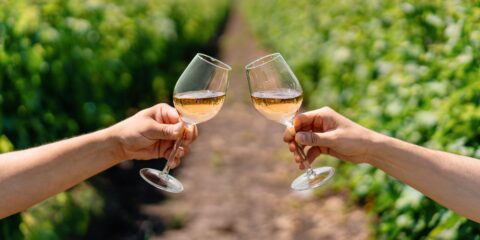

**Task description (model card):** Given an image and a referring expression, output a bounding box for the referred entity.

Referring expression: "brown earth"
[141,6,370,240]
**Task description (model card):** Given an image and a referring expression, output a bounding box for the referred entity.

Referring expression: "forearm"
[0,128,123,218]
[368,133,480,222]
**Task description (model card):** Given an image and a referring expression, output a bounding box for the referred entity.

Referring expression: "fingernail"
[178,149,184,157]
[169,159,179,168]
[287,126,296,135]
[175,123,184,137]
[297,133,306,143]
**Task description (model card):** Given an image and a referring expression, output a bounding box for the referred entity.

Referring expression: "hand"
[108,103,198,168]
[283,107,377,169]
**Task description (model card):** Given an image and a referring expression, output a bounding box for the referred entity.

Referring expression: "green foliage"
[0,0,229,238]
[243,0,480,238]
[20,184,103,240]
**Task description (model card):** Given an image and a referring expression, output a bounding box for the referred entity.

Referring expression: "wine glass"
[140,53,231,193]
[245,53,335,191]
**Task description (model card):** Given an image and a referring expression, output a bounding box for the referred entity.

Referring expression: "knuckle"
[173,127,182,137]
[158,103,169,109]
[311,133,319,145]
[159,125,173,137]
[137,108,150,116]
[321,106,334,113]
[329,132,340,143]
[146,121,157,132]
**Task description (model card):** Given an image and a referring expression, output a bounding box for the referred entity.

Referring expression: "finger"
[137,143,162,160]
[289,142,296,152]
[173,157,181,168]
[293,143,307,164]
[292,141,306,152]
[168,156,181,169]
[306,147,322,164]
[295,107,337,132]
[283,126,296,142]
[168,147,184,168]
[320,146,330,154]
[296,113,323,132]
[183,124,198,142]
[295,131,337,147]
[294,112,315,132]
[146,121,183,140]
[293,142,307,161]
[294,154,302,163]
[169,149,183,169]
[299,161,305,170]
[178,145,189,156]
[142,141,163,160]
[143,103,178,124]
[175,147,185,167]
[176,146,185,158]
[157,103,180,124]
[159,140,175,158]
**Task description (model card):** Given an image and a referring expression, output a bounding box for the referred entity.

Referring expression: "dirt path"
[141,7,369,240]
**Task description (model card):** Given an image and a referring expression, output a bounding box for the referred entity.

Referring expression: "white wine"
[251,89,303,125]
[173,90,226,124]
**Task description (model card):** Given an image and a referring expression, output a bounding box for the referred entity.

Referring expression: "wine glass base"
[139,168,184,193]
[291,167,335,191]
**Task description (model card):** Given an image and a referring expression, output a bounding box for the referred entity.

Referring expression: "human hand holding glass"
[245,53,335,191]
[140,53,231,193]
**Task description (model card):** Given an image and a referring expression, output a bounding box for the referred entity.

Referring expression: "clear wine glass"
[245,53,335,191]
[140,53,231,193]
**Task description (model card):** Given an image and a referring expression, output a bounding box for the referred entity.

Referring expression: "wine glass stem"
[161,124,191,174]
[293,141,315,176]
[286,122,315,177]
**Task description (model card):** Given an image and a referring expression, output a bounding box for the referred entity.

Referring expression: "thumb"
[148,121,183,140]
[295,131,336,147]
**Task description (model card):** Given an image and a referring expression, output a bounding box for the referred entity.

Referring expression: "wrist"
[363,129,389,167]
[98,126,127,164]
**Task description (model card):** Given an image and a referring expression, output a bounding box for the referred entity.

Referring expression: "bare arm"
[284,107,480,222]
[0,128,122,217]
[0,103,197,218]
[369,134,480,222]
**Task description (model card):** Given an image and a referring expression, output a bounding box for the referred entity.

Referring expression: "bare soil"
[141,7,370,240]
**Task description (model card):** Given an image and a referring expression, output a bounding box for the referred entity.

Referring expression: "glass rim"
[197,53,232,71]
[245,53,282,70]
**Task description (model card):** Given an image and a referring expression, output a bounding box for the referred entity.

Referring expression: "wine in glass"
[246,53,335,191]
[140,53,231,193]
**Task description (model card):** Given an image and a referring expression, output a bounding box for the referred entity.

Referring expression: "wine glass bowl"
[246,53,335,191]
[140,53,231,193]
[250,89,303,126]
[173,90,226,125]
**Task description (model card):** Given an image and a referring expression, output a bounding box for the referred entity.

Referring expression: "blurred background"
[1,0,480,239]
